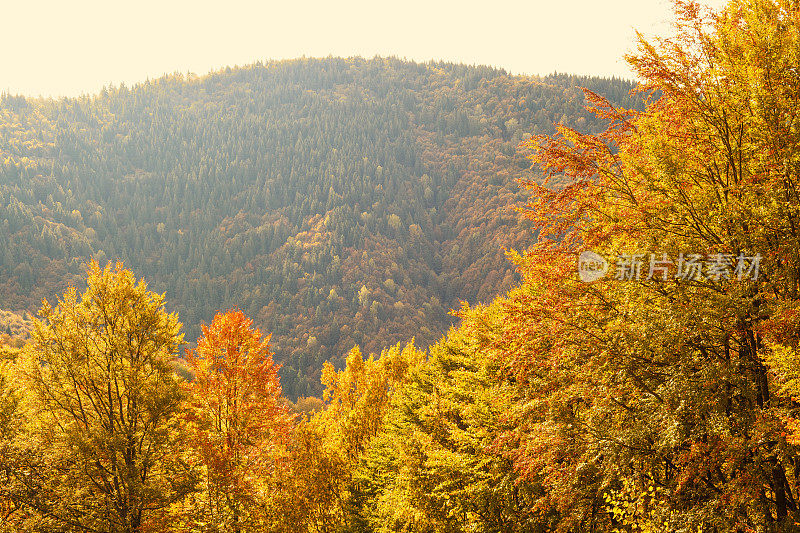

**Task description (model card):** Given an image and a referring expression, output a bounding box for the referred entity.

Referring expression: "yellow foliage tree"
[9,261,197,533]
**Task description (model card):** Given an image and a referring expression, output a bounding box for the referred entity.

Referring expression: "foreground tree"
[261,341,424,532]
[183,309,293,532]
[0,358,23,532]
[10,261,196,532]
[502,0,800,530]
[364,302,544,532]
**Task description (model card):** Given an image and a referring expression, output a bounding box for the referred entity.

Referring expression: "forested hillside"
[0,58,638,396]
[5,0,800,531]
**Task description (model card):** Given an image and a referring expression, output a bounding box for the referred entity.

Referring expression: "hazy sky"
[2,0,728,98]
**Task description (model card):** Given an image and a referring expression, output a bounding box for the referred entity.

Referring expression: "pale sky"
[1,0,728,98]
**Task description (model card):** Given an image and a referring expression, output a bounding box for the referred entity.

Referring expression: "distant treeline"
[0,57,639,396]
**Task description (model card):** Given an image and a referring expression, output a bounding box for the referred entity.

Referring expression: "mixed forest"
[0,56,637,397]
[4,0,800,531]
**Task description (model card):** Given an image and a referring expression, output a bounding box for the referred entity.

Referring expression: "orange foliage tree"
[183,309,293,532]
[499,0,800,530]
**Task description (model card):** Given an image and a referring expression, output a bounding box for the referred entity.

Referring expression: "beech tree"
[363,302,543,533]
[261,341,424,532]
[183,309,293,532]
[12,261,195,533]
[502,0,800,530]
[0,359,22,532]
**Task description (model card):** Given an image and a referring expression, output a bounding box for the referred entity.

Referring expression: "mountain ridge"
[0,56,640,396]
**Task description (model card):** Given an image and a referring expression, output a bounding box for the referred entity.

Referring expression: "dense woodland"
[4,0,800,531]
[0,58,638,396]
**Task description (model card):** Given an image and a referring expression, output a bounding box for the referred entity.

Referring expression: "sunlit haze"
[2,0,727,98]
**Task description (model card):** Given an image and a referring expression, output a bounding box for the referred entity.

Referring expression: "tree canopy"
[5,0,800,531]
[0,58,638,397]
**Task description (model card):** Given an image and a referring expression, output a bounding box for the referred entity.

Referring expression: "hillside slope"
[0,57,638,395]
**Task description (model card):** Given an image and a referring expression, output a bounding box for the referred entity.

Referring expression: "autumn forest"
[3,0,800,531]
